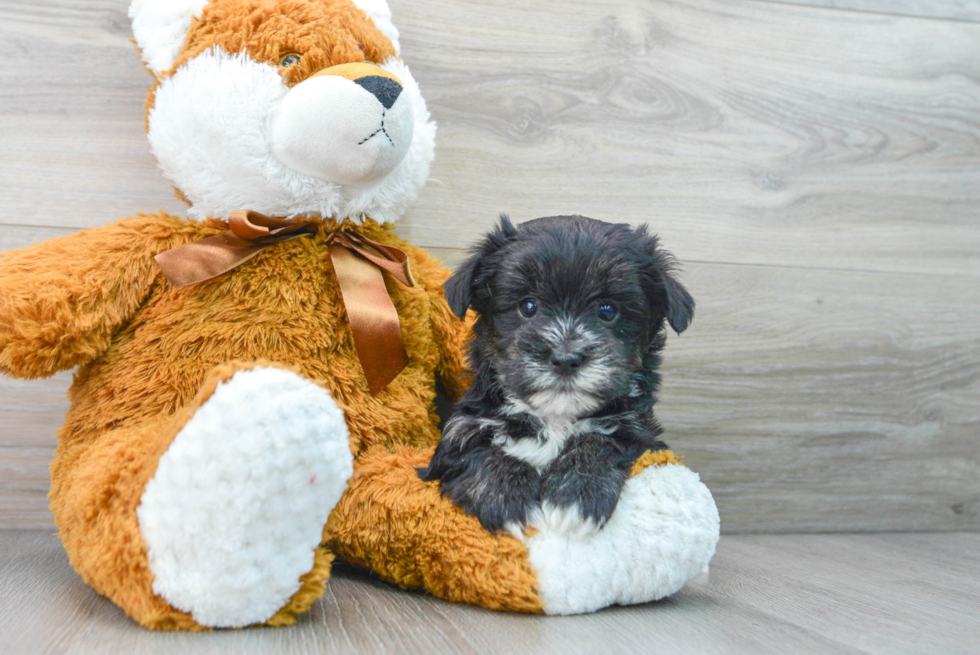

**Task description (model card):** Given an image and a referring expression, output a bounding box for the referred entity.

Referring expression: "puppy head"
[446,215,694,419]
[130,0,434,222]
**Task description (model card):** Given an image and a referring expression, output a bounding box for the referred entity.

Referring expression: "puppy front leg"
[442,448,542,536]
[423,427,541,536]
[538,433,638,538]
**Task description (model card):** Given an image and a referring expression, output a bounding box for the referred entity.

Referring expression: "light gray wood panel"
[767,0,980,22]
[0,373,70,449]
[393,0,980,278]
[662,261,980,532]
[0,449,55,530]
[0,531,977,654]
[2,247,977,532]
[0,225,76,253]
[0,0,187,227]
[0,0,978,278]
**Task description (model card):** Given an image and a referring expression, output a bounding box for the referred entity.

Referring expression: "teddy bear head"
[130,0,435,223]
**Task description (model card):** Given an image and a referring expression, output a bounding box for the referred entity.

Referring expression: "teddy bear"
[0,0,720,630]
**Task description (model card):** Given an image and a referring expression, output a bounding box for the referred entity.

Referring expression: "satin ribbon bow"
[154,210,415,395]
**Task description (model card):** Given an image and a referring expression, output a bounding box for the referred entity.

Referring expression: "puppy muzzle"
[268,62,415,186]
[549,350,586,376]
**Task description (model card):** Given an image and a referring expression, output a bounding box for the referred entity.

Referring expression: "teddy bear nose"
[354,76,403,110]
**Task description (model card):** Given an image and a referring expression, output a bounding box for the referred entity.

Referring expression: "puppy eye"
[597,302,618,322]
[519,298,538,318]
[280,53,302,68]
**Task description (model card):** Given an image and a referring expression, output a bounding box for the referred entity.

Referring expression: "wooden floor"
[0,531,976,654]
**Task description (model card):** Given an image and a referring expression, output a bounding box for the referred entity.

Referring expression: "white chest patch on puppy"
[526,388,603,419]
[497,418,576,472]
[494,405,607,472]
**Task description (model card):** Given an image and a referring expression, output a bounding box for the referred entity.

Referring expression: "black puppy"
[420,215,694,537]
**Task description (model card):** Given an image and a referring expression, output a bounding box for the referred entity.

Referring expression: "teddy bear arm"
[327,447,720,617]
[428,292,475,401]
[327,445,545,612]
[0,215,183,378]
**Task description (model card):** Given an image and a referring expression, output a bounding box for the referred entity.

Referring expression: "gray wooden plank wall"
[768,0,980,22]
[0,0,978,532]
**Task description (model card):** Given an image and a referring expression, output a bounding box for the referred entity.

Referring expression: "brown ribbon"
[155,210,415,395]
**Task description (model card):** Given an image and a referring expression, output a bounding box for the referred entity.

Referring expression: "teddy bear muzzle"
[268,62,415,186]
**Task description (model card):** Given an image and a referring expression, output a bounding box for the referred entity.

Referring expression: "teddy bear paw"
[136,366,352,628]
[524,463,720,615]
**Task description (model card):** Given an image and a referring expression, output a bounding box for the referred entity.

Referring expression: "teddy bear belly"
[60,275,443,455]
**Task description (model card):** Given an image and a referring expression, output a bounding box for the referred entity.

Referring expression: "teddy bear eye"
[280,53,302,68]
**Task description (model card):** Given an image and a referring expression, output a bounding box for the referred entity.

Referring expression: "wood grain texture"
[661,262,980,532]
[0,449,55,530]
[1,0,980,532]
[0,373,70,449]
[0,0,977,277]
[0,530,977,654]
[0,0,187,225]
[393,0,980,278]
[766,0,980,22]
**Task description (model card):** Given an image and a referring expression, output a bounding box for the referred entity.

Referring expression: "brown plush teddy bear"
[0,0,719,630]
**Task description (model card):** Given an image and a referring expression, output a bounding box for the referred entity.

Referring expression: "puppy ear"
[443,257,478,319]
[444,214,517,319]
[635,226,695,334]
[662,271,695,334]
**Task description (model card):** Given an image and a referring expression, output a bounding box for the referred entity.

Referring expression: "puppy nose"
[354,76,403,109]
[550,352,585,374]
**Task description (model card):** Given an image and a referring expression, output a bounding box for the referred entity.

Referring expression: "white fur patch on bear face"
[269,72,414,186]
[148,48,435,222]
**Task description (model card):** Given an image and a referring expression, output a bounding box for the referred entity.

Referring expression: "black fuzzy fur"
[420,215,694,534]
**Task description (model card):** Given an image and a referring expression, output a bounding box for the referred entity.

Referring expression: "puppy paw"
[539,471,621,534]
[434,451,542,535]
[530,502,602,540]
[463,490,540,536]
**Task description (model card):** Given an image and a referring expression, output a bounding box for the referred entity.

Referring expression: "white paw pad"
[137,367,353,628]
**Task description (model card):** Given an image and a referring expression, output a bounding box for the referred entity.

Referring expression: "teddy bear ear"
[350,0,401,55]
[129,0,211,76]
